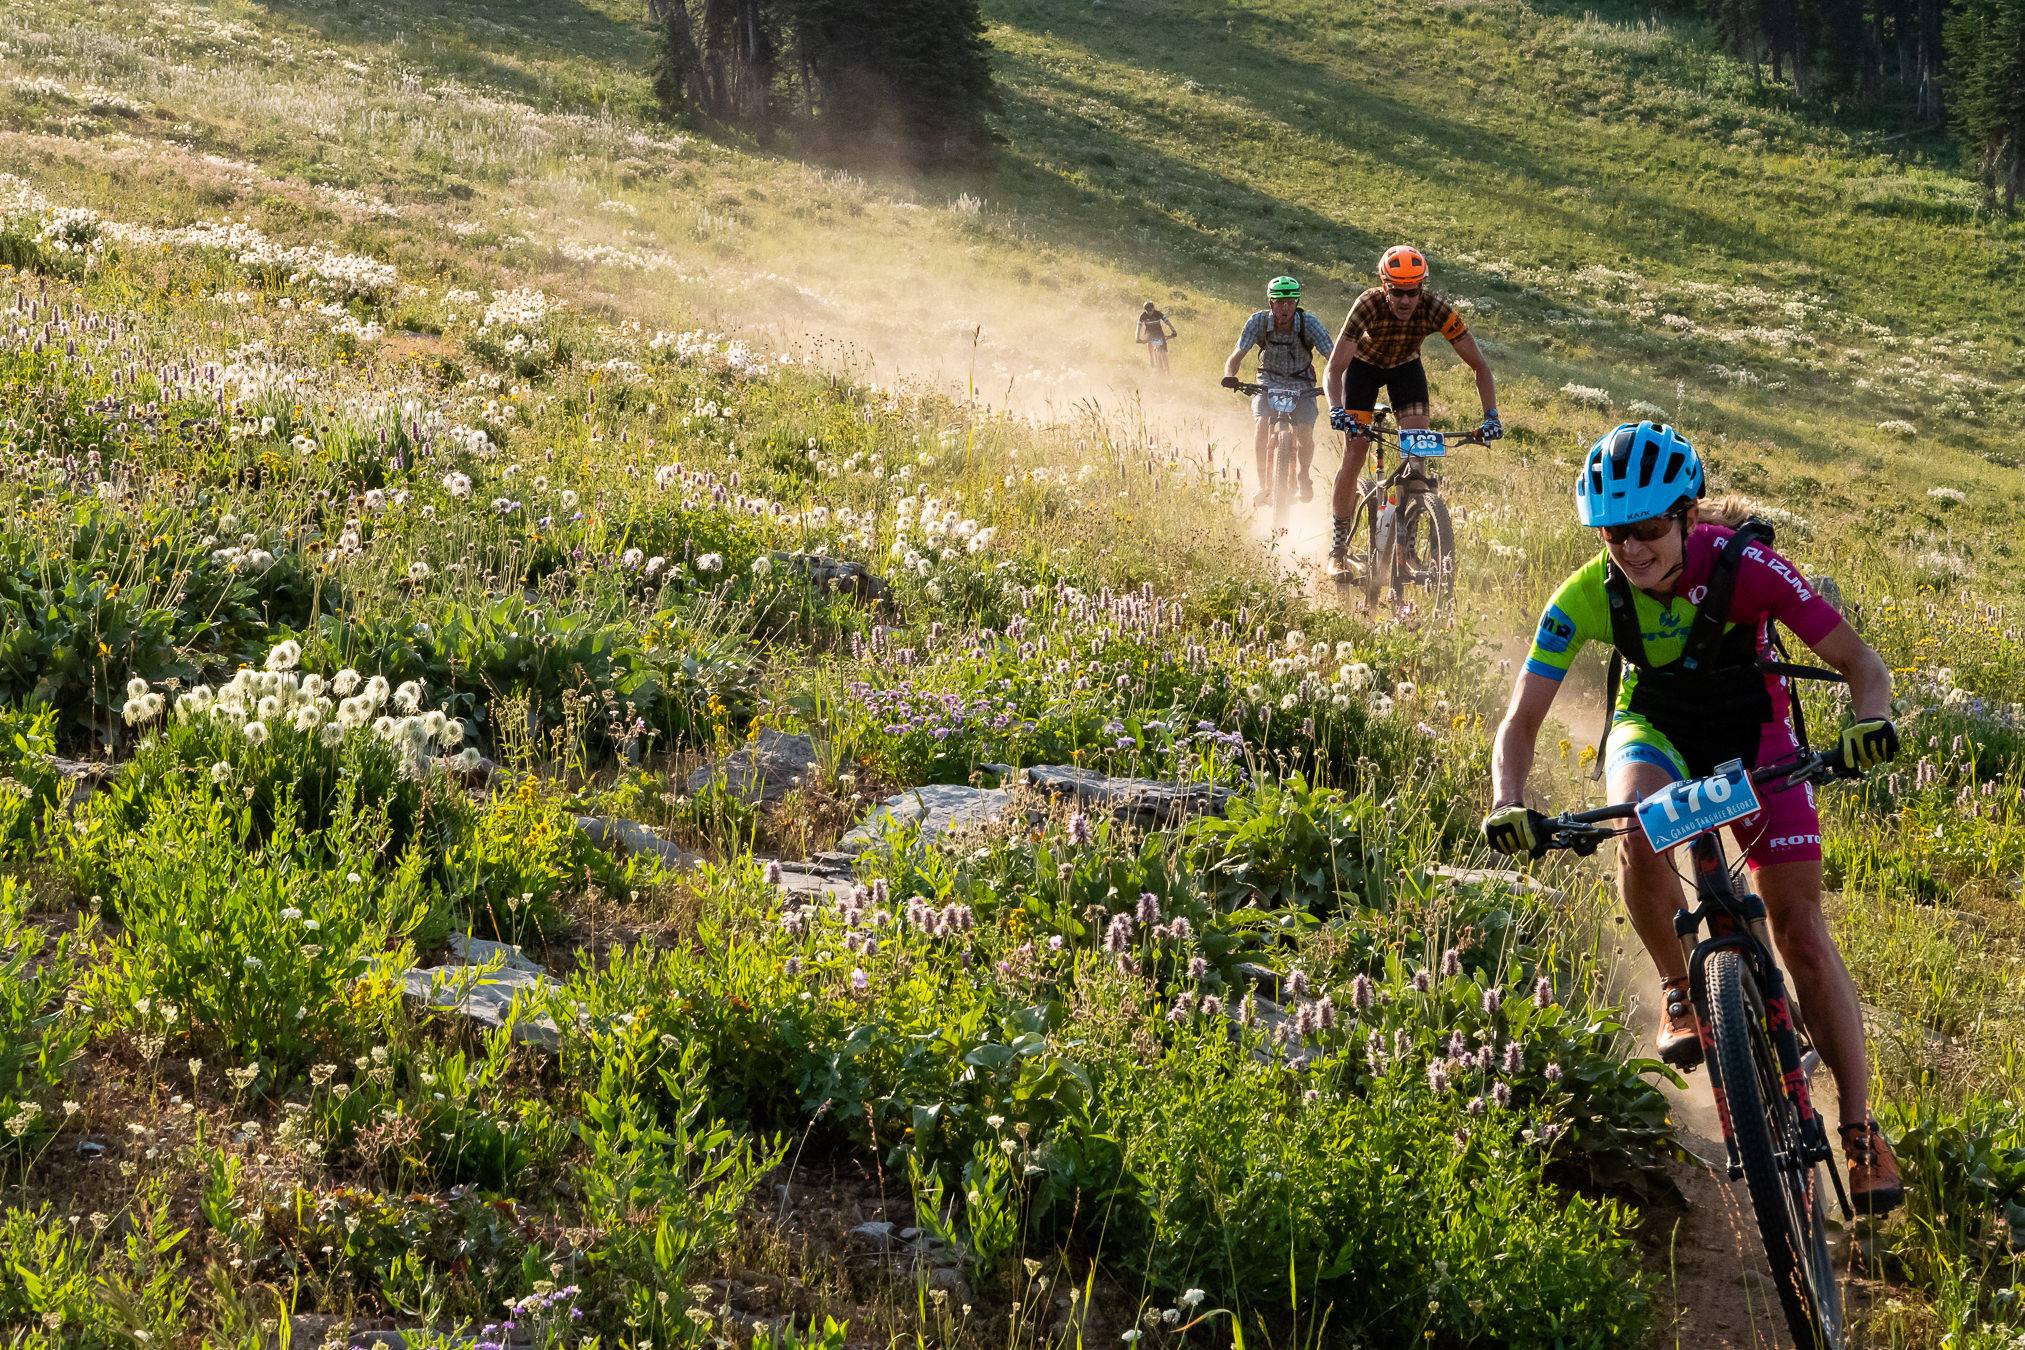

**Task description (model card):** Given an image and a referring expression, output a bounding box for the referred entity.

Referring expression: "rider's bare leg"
[1330,434,1370,518]
[1755,860,1870,1125]
[1607,758,1692,981]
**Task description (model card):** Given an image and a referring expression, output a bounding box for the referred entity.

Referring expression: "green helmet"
[1266,275,1301,301]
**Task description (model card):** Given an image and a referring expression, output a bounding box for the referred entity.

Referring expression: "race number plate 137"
[1635,761,1760,853]
[1398,428,1446,458]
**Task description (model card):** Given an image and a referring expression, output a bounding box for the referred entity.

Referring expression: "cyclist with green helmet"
[1222,275,1334,506]
[1481,421,1904,1213]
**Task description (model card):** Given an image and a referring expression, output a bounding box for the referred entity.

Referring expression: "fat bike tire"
[1706,949,1844,1350]
[1396,492,1455,604]
[1364,498,1394,609]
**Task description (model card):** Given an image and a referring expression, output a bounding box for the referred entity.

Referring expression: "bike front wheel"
[1272,423,1298,527]
[1394,491,1455,604]
[1706,949,1844,1350]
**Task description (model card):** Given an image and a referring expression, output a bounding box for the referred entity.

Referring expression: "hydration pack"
[1593,518,1844,779]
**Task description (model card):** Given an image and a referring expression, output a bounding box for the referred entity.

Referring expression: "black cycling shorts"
[1342,356,1430,413]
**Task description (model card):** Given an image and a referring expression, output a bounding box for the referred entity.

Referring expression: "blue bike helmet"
[1575,421,1704,527]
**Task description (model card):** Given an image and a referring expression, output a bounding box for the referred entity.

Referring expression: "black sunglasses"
[1599,513,1681,545]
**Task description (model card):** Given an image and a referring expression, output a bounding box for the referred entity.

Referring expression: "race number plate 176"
[1398,428,1446,457]
[1635,762,1760,853]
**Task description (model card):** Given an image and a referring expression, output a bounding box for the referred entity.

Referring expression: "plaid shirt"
[1339,287,1468,369]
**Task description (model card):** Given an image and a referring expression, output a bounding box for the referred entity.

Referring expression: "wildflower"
[1492,1081,1512,1109]
[210,761,234,784]
[850,968,869,993]
[1440,948,1461,978]
[126,676,150,700]
[1533,976,1554,1008]
[332,668,361,696]
[265,640,302,672]
[1068,811,1091,846]
[1411,968,1432,993]
[1544,1061,1564,1083]
[443,471,473,498]
[1286,969,1310,998]
[764,860,782,887]
[1426,1061,1450,1093]
[1466,1095,1486,1116]
[695,552,724,574]
[407,561,430,583]
[1180,1288,1205,1310]
[243,955,265,972]
[242,721,270,746]
[1502,1041,1524,1075]
[1481,987,1504,1015]
[1137,892,1161,922]
[1350,972,1374,1012]
[1926,487,1964,505]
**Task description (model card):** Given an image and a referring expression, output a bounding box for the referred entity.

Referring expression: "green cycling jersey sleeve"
[1523,555,1609,681]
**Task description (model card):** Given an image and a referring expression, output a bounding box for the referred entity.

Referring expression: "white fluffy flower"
[242,720,270,746]
[264,640,302,672]
[695,552,724,574]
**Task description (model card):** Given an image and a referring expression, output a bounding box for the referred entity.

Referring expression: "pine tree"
[1947,0,2025,211]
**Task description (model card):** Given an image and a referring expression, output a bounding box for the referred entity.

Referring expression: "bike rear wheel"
[1394,491,1455,604]
[1706,949,1844,1350]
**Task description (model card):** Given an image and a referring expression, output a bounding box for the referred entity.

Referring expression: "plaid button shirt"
[1340,287,1468,369]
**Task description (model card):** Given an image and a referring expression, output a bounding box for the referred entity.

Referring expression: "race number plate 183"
[1398,428,1446,458]
[1635,762,1761,853]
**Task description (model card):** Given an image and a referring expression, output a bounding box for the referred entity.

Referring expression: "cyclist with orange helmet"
[1323,245,1502,575]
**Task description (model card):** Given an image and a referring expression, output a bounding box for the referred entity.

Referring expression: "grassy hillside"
[0,0,2022,1345]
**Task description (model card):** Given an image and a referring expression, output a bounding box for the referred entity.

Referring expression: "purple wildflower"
[850,968,869,992]
[1544,1061,1564,1083]
[1068,811,1092,846]
[1466,1095,1486,1116]
[1427,1060,1451,1093]
[1187,956,1209,980]
[764,859,783,887]
[1492,1081,1512,1109]
[1314,995,1338,1031]
[1350,973,1375,1012]
[1441,948,1462,978]
[1533,976,1554,1008]
[1137,891,1161,923]
[1286,969,1311,998]
[1411,969,1432,993]
[1482,987,1504,1015]
[1502,1042,1524,1075]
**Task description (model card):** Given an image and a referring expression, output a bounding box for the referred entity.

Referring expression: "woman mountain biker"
[1221,275,1334,506]
[1480,421,1904,1213]
[1323,245,1503,577]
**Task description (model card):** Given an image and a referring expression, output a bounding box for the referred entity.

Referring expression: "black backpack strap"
[1680,520,1766,672]
[1593,651,1622,782]
[1596,560,1644,781]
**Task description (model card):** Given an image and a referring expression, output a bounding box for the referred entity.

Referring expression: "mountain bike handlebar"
[1230,382,1326,398]
[1536,748,1856,858]
[1361,423,1487,449]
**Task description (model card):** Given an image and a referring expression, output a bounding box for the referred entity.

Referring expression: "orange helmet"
[1379,245,1428,288]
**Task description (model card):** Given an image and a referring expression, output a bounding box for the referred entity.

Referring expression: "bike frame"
[1677,830,1846,1210]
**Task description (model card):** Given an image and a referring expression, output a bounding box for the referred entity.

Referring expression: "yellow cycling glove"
[1483,803,1548,857]
[1838,718,1900,772]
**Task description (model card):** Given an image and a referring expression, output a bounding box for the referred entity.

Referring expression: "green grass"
[1,0,2023,1341]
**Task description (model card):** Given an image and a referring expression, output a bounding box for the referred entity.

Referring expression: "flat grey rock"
[397,957,562,1053]
[442,934,542,973]
[1424,864,1561,900]
[685,729,818,803]
[837,784,1015,852]
[575,815,701,871]
[1023,764,1232,829]
[772,860,858,903]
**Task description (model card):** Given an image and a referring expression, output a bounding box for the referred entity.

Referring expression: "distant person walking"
[1136,301,1177,373]
[1221,275,1334,505]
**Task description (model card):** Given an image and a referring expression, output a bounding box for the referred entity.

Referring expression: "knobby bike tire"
[1706,949,1844,1350]
[1364,497,1393,608]
[1396,492,1456,603]
[1272,423,1296,528]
